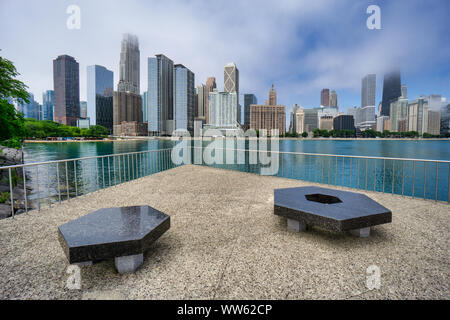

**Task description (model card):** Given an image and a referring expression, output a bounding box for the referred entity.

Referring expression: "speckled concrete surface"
[0,165,448,300]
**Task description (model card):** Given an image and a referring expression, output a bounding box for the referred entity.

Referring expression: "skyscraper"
[224,63,239,119]
[381,71,401,116]
[117,34,140,94]
[361,74,376,107]
[208,89,238,128]
[87,65,114,129]
[244,94,257,126]
[148,54,174,135]
[389,97,408,132]
[329,90,338,108]
[205,77,216,124]
[321,89,330,107]
[53,55,80,126]
[196,84,206,118]
[401,84,408,99]
[173,64,195,133]
[250,104,286,134]
[80,101,87,119]
[142,91,148,123]
[42,90,54,121]
[113,34,144,136]
[266,84,276,106]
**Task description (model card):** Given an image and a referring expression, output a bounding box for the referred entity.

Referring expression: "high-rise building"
[376,115,390,132]
[361,74,376,107]
[196,84,206,119]
[381,71,401,116]
[80,101,87,119]
[20,92,39,119]
[293,107,305,134]
[142,91,148,123]
[266,84,277,106]
[148,54,174,135]
[208,89,238,128]
[250,104,286,134]
[319,115,334,130]
[87,65,114,130]
[321,89,330,107]
[244,94,257,126]
[53,55,80,126]
[205,77,217,124]
[173,64,195,133]
[329,90,338,108]
[440,102,450,135]
[334,115,355,131]
[42,90,54,121]
[224,63,239,119]
[427,110,441,135]
[117,34,140,94]
[389,98,408,132]
[302,108,319,133]
[113,34,144,136]
[401,84,408,99]
[408,97,428,134]
[347,105,375,130]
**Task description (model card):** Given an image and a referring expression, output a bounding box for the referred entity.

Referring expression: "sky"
[1,0,449,120]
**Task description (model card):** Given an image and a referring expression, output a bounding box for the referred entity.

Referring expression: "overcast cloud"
[1,0,449,115]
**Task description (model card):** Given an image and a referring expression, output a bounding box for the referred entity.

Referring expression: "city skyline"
[1,0,449,119]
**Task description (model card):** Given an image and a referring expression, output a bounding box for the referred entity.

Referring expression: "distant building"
[401,84,408,99]
[207,90,238,129]
[381,71,401,117]
[347,105,375,130]
[173,64,195,133]
[389,98,408,132]
[42,90,54,121]
[376,115,390,132]
[289,104,302,134]
[148,54,174,135]
[224,63,239,121]
[333,115,355,131]
[142,91,148,123]
[266,84,277,106]
[114,121,148,137]
[87,65,114,131]
[318,115,333,130]
[250,104,286,134]
[427,111,441,135]
[440,103,450,135]
[204,77,217,124]
[117,34,140,94]
[244,94,257,126]
[19,92,39,120]
[80,101,87,119]
[408,97,428,134]
[303,108,319,133]
[196,84,206,119]
[77,118,90,129]
[53,55,80,126]
[329,90,338,108]
[113,92,143,135]
[361,74,376,108]
[321,89,330,107]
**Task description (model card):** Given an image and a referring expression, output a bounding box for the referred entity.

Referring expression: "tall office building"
[407,97,428,134]
[244,94,257,126]
[80,101,87,119]
[334,115,355,131]
[208,90,238,128]
[53,55,80,126]
[117,34,140,94]
[196,84,206,118]
[19,92,38,119]
[142,91,148,123]
[224,63,239,119]
[329,90,338,108]
[42,90,54,121]
[381,71,401,116]
[321,89,330,107]
[292,106,305,134]
[249,104,286,134]
[389,98,408,132]
[148,54,174,135]
[361,74,376,107]
[427,111,441,135]
[173,64,195,133]
[205,77,217,124]
[401,84,408,99]
[113,34,144,136]
[302,108,319,133]
[87,65,114,130]
[441,102,450,135]
[266,84,277,106]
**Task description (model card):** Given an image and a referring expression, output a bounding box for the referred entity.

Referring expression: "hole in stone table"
[305,193,342,204]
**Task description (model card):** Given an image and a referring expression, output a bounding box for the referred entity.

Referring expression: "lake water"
[22,139,450,204]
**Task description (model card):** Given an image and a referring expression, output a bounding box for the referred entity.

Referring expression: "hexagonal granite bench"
[274,186,391,237]
[58,205,170,273]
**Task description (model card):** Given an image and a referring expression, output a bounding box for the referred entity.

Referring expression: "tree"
[88,125,109,137]
[302,131,308,138]
[0,54,29,148]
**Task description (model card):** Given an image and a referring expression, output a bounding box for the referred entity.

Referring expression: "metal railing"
[193,147,450,204]
[0,148,177,219]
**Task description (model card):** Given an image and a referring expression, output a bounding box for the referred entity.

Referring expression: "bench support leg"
[114,253,144,273]
[287,218,307,232]
[349,227,371,238]
[76,261,93,267]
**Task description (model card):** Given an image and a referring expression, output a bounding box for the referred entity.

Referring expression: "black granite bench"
[274,186,391,237]
[58,205,170,273]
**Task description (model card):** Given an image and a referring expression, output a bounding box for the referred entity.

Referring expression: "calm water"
[22,139,450,204]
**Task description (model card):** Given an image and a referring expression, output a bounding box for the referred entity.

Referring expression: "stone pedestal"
[349,227,371,238]
[287,218,307,233]
[114,253,144,273]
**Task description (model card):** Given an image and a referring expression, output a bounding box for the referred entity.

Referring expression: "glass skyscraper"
[87,65,113,131]
[142,91,148,123]
[244,94,257,126]
[361,74,376,108]
[173,64,195,133]
[381,71,401,117]
[42,90,54,121]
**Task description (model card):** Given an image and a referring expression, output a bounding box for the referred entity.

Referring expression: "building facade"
[117,34,140,94]
[407,97,428,134]
[329,90,338,108]
[381,71,401,117]
[148,54,174,135]
[42,90,54,121]
[266,84,277,106]
[196,84,206,119]
[250,104,286,134]
[318,115,334,130]
[361,74,376,108]
[80,101,87,119]
[142,91,148,123]
[321,89,330,107]
[243,94,257,127]
[333,115,355,131]
[208,90,238,128]
[204,77,217,124]
[53,55,80,126]
[173,64,195,133]
[224,63,239,120]
[389,98,408,132]
[87,65,114,130]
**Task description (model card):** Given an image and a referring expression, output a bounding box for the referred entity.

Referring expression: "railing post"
[74,160,78,197]
[65,162,70,200]
[47,164,51,208]
[9,168,14,219]
[23,165,28,213]
[57,163,61,203]
[36,165,40,211]
[392,160,395,195]
[435,161,438,202]
[412,161,416,199]
[424,162,427,200]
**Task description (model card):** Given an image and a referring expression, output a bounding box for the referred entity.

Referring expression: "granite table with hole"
[58,205,170,273]
[274,186,392,237]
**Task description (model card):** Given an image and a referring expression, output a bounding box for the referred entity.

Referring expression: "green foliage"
[24,118,108,139]
[0,192,10,203]
[302,131,308,138]
[0,54,29,148]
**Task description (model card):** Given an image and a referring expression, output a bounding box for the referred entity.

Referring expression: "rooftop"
[0,165,448,299]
